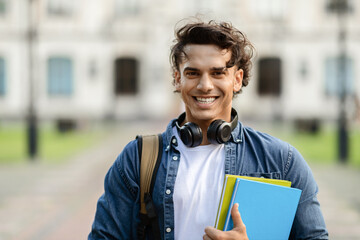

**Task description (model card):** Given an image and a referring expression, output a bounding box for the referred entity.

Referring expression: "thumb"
[231,203,245,230]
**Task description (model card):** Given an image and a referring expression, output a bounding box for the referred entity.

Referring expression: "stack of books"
[214,175,302,240]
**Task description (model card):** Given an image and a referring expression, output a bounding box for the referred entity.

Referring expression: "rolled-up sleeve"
[89,140,140,240]
[285,145,328,239]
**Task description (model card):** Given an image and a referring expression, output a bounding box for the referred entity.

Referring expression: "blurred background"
[0,0,359,239]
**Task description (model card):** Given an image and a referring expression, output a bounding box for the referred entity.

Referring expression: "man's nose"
[197,74,214,92]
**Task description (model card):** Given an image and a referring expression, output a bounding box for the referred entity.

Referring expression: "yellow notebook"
[214,174,292,230]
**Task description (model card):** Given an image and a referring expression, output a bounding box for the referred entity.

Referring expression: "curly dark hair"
[170,19,255,95]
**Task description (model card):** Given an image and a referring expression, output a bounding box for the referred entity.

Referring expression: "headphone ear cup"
[180,122,203,147]
[207,120,224,144]
[217,122,232,143]
[207,120,232,144]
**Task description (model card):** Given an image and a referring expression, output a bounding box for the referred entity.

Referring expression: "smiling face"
[174,44,243,128]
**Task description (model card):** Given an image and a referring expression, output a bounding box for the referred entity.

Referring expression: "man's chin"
[190,113,217,123]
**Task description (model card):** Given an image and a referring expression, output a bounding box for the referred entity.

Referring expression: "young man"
[89,20,328,240]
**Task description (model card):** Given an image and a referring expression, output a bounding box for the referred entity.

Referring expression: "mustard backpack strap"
[136,134,163,240]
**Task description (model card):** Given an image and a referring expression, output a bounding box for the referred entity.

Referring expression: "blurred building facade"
[0,0,359,122]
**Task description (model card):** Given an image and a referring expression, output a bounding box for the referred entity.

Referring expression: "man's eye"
[213,71,225,76]
[186,72,198,76]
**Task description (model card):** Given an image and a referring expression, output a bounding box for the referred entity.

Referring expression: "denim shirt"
[89,120,328,240]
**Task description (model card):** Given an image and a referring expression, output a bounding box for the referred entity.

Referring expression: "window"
[0,0,6,15]
[115,0,139,16]
[0,58,5,96]
[114,58,138,95]
[47,57,73,96]
[47,0,74,16]
[326,0,354,14]
[257,57,282,96]
[325,56,354,96]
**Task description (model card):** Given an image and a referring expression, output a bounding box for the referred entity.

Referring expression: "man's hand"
[203,204,248,240]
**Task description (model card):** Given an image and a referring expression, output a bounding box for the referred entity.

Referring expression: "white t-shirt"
[173,127,225,240]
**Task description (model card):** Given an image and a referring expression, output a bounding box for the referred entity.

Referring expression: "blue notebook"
[223,178,302,240]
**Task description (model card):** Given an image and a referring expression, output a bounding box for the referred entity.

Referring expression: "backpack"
[136,134,163,240]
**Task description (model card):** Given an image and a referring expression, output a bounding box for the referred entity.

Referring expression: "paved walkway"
[311,163,360,240]
[0,121,359,240]
[0,121,165,240]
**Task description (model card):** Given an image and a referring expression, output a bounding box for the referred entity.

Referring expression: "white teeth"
[196,97,216,104]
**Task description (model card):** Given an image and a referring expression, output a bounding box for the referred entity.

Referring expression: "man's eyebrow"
[211,67,227,71]
[183,67,199,72]
[183,66,228,72]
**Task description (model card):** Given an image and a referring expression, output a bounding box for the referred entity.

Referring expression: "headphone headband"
[229,108,239,130]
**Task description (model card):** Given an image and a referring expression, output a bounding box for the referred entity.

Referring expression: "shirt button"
[172,156,178,161]
[166,227,172,233]
[166,189,171,195]
[172,138,177,144]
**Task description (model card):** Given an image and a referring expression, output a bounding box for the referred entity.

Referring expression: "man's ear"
[174,71,182,91]
[233,68,243,93]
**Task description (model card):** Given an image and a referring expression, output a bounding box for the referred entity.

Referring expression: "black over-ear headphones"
[175,108,238,147]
